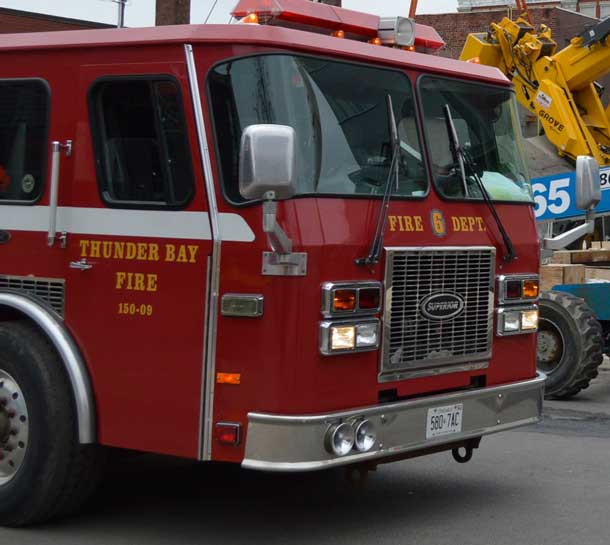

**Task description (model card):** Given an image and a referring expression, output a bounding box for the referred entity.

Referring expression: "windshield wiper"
[443,104,517,263]
[355,95,399,266]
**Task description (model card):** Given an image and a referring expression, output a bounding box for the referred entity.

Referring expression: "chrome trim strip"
[0,292,95,443]
[380,361,489,382]
[242,372,545,472]
[185,44,222,461]
[48,141,61,246]
[497,274,540,305]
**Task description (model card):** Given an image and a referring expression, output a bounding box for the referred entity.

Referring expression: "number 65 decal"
[533,178,571,218]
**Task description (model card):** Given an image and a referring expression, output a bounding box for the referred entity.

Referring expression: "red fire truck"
[0,0,561,526]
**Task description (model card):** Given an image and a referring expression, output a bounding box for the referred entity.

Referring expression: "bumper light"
[320,319,380,355]
[497,306,538,336]
[325,422,355,456]
[354,420,376,452]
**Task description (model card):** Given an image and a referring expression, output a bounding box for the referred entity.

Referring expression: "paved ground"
[2,371,610,545]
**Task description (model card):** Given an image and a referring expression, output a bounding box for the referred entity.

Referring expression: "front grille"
[0,275,65,317]
[380,247,495,381]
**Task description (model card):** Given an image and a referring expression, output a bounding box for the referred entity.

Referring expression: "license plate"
[426,404,463,439]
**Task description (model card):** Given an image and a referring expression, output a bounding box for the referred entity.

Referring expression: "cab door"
[62,60,212,458]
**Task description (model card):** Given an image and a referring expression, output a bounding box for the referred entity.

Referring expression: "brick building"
[0,7,111,34]
[458,0,610,19]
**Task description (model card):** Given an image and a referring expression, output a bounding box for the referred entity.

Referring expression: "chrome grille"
[380,247,495,381]
[0,275,65,316]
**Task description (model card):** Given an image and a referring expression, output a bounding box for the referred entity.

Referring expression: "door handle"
[69,259,93,271]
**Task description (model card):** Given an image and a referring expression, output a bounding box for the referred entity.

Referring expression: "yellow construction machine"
[461,13,610,168]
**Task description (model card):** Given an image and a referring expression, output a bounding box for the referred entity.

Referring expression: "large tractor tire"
[0,321,105,526]
[537,291,603,399]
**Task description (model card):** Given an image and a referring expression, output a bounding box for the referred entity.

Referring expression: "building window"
[90,77,194,208]
[0,79,48,203]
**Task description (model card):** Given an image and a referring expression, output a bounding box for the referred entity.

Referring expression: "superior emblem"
[420,292,465,321]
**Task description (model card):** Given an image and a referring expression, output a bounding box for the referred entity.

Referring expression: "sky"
[0,0,458,27]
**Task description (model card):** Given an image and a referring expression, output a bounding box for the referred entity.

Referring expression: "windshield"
[209,54,427,203]
[419,76,533,203]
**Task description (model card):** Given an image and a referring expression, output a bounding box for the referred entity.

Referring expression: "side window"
[0,79,48,203]
[90,78,194,207]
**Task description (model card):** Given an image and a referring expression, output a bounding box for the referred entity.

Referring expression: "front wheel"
[0,321,105,526]
[537,291,603,399]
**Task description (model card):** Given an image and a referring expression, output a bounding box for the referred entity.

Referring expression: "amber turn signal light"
[523,279,539,299]
[217,372,241,385]
[333,289,356,312]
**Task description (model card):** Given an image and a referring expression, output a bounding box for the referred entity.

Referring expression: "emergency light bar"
[231,0,444,52]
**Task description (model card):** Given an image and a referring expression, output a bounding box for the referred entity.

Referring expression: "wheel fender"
[0,292,95,444]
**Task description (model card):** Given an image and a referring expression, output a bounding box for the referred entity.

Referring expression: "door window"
[89,77,194,208]
[0,79,49,203]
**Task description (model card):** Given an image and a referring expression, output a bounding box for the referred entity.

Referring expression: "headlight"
[325,422,355,456]
[354,419,376,452]
[497,305,538,336]
[320,319,380,355]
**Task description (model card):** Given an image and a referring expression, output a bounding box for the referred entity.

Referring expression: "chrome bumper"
[242,372,545,472]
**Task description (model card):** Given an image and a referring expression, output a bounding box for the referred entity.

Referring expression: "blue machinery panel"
[533,166,610,221]
[552,284,610,321]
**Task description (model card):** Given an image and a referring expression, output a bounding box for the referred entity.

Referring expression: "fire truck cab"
[0,0,546,526]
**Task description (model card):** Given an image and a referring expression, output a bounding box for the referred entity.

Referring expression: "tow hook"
[452,439,481,464]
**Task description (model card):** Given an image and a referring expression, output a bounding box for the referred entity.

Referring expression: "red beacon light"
[231,0,444,52]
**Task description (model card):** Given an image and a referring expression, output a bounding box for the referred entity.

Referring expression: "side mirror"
[575,155,601,210]
[239,124,297,201]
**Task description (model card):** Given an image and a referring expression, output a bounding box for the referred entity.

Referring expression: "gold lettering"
[79,240,89,257]
[467,217,476,231]
[404,216,414,231]
[460,217,469,231]
[114,242,125,260]
[115,272,126,290]
[165,244,176,262]
[451,217,461,232]
[90,240,101,258]
[133,273,145,291]
[187,245,198,264]
[176,245,188,263]
[476,217,486,231]
[389,216,398,232]
[126,243,137,260]
[149,244,160,262]
[136,243,148,261]
[147,274,158,292]
[414,216,424,232]
[102,241,113,259]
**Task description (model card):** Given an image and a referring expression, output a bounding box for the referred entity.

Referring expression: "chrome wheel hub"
[0,370,28,485]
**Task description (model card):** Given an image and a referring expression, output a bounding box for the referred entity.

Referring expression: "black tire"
[0,321,105,526]
[537,291,603,399]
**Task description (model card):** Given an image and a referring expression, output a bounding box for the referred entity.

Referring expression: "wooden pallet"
[543,246,610,289]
